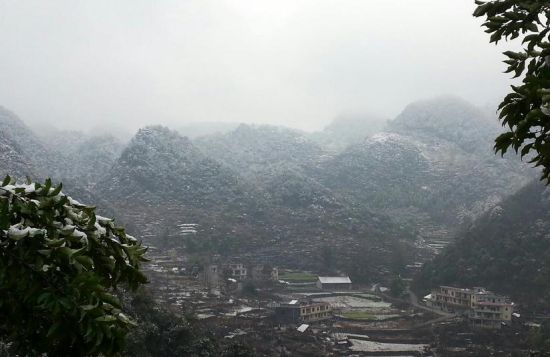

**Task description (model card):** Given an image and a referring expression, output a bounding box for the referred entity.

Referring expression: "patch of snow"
[7,224,45,239]
[349,339,429,353]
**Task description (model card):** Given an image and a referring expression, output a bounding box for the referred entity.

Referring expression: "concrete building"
[425,286,513,329]
[427,286,480,313]
[316,276,352,290]
[250,265,279,281]
[227,263,247,280]
[205,262,279,284]
[469,291,513,329]
[274,300,332,323]
[203,264,220,289]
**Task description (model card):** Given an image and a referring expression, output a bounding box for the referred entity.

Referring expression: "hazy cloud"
[0,0,513,133]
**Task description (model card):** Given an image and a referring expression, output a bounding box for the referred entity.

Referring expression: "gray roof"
[318,276,352,284]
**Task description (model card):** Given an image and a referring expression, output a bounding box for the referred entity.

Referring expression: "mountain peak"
[388,96,499,152]
[130,125,193,151]
[0,105,58,179]
[0,106,26,127]
[391,96,493,129]
[135,125,186,140]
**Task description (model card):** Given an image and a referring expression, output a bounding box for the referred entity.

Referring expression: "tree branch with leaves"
[0,176,148,356]
[474,1,550,181]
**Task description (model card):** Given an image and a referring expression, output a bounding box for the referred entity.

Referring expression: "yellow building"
[299,302,332,322]
[425,286,513,329]
[274,300,332,323]
[469,291,513,329]
[428,286,475,311]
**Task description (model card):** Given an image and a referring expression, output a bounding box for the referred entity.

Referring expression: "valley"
[0,96,543,355]
[3,1,550,355]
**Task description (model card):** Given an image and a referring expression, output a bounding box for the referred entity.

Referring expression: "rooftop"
[439,285,474,293]
[318,276,352,284]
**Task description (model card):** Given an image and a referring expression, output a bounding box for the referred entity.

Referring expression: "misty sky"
[0,0,514,134]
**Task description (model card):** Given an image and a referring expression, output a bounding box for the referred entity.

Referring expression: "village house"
[274,299,332,323]
[426,286,477,313]
[425,286,513,329]
[203,262,280,288]
[227,263,248,280]
[469,290,513,329]
[203,264,220,288]
[250,264,279,281]
[316,276,352,290]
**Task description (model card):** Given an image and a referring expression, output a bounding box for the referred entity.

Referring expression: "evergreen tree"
[0,176,147,356]
[474,1,550,181]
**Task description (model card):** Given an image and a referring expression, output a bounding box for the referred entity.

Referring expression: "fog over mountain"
[0,92,542,354]
[0,96,534,275]
[1,2,548,355]
[0,1,512,135]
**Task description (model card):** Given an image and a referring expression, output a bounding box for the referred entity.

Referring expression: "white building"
[227,263,248,280]
[316,276,352,290]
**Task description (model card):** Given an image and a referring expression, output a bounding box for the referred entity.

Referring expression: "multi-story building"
[274,300,332,323]
[250,265,279,281]
[227,263,248,280]
[469,291,513,329]
[425,286,513,329]
[300,301,332,322]
[204,262,280,286]
[427,286,480,312]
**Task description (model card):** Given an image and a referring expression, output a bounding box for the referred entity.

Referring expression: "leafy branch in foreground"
[0,176,148,356]
[474,1,550,181]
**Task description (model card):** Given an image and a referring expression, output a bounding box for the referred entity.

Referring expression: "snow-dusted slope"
[415,180,550,310]
[100,126,252,206]
[96,125,407,278]
[195,124,324,178]
[388,96,499,153]
[0,97,536,277]
[63,135,124,187]
[310,114,388,152]
[312,97,533,237]
[0,106,56,179]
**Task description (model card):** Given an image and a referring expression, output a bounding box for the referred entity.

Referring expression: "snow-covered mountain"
[311,97,533,238]
[0,106,58,179]
[0,96,536,278]
[95,125,406,277]
[310,114,388,152]
[195,123,324,179]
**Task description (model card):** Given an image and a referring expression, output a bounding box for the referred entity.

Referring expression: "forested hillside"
[195,124,324,179]
[96,125,406,279]
[415,180,550,311]
[0,96,536,282]
[312,97,533,236]
[309,114,387,152]
[0,106,56,178]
